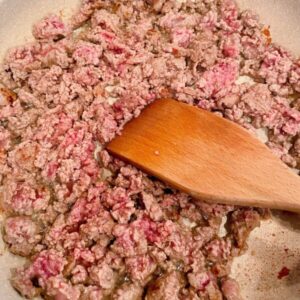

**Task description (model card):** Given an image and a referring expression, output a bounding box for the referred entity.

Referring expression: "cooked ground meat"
[0,0,299,299]
[145,271,185,300]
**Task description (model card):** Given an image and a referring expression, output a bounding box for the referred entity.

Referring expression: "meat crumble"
[0,0,299,299]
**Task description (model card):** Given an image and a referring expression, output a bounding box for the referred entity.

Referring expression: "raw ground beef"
[0,0,299,299]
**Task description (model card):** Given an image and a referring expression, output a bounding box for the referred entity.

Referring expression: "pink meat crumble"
[0,0,299,299]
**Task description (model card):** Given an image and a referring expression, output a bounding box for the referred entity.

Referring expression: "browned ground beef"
[0,0,299,299]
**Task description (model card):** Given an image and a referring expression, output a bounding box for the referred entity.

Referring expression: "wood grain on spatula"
[107,98,300,213]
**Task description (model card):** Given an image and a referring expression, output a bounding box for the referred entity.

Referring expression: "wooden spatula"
[107,98,300,213]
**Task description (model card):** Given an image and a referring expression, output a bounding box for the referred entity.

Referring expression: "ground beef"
[45,275,81,300]
[221,277,243,300]
[32,14,71,40]
[114,284,143,300]
[145,271,185,300]
[0,0,299,299]
[3,216,41,256]
[228,209,261,249]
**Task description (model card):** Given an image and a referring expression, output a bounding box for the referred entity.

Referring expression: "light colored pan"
[0,1,299,299]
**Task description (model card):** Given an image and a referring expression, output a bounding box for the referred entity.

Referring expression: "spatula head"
[107,99,300,213]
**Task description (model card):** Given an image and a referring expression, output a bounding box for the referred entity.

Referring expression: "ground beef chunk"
[145,271,185,300]
[10,267,40,299]
[228,209,261,248]
[0,85,17,106]
[113,283,143,300]
[290,59,300,92]
[0,0,298,299]
[125,254,157,283]
[45,276,80,300]
[72,41,103,66]
[259,46,294,95]
[221,277,243,300]
[89,261,118,290]
[2,178,50,216]
[8,141,41,172]
[10,250,66,298]
[198,59,239,98]
[0,126,11,150]
[3,216,40,256]
[32,14,71,40]
[188,271,211,291]
[111,223,148,257]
